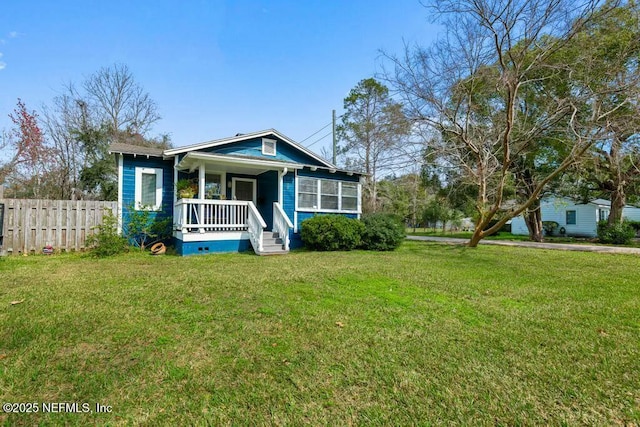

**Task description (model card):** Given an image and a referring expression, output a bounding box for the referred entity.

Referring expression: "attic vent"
[262,138,276,156]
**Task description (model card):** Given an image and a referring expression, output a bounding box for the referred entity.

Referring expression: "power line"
[306,131,333,148]
[299,113,345,146]
[300,122,332,144]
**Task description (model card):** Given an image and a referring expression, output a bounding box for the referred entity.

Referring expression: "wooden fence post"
[0,199,117,255]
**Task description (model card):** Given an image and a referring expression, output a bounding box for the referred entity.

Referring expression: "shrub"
[597,220,636,245]
[301,215,364,251]
[625,220,640,236]
[542,221,559,236]
[126,205,173,251]
[360,213,406,251]
[86,210,128,257]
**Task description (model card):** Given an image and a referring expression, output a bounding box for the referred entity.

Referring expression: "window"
[321,180,339,210]
[298,177,318,209]
[296,176,360,212]
[566,210,576,225]
[135,167,163,210]
[262,138,276,156]
[341,182,358,211]
[599,209,609,222]
[205,173,222,199]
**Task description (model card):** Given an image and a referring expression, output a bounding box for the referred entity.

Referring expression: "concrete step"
[255,230,288,255]
[257,249,289,256]
[262,238,284,245]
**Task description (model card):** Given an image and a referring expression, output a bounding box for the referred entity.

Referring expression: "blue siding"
[176,238,251,256]
[257,171,278,229]
[282,172,296,244]
[290,169,361,249]
[201,136,327,166]
[121,155,174,238]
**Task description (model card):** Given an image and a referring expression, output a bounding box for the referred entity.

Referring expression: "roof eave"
[164,128,337,169]
[176,152,305,171]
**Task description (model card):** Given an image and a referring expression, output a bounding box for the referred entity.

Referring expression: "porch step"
[256,231,289,256]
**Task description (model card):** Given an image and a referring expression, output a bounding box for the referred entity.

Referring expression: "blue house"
[110,129,363,255]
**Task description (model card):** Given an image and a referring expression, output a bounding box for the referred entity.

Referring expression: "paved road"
[407,235,640,255]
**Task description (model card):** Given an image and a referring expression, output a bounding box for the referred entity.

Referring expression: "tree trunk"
[524,200,544,242]
[608,185,626,225]
[468,228,484,247]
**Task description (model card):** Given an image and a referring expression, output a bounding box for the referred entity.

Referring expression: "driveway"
[407,235,640,255]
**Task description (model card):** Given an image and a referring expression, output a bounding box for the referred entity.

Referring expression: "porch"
[173,198,293,256]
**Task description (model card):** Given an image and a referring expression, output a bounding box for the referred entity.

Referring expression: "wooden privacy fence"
[0,199,117,255]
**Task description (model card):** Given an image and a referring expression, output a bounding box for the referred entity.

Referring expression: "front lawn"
[1,243,638,425]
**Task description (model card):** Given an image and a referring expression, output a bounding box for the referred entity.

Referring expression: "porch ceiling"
[176,152,304,175]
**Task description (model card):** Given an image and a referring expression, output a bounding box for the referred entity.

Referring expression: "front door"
[232,178,257,204]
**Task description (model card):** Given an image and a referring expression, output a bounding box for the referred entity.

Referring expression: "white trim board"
[174,231,250,242]
[134,167,163,211]
[165,129,335,169]
[117,154,123,234]
[231,177,257,204]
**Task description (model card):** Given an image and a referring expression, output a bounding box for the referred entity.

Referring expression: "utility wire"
[306,131,333,148]
[299,113,345,145]
[299,122,332,144]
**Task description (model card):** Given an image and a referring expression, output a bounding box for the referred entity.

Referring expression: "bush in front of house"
[87,210,129,257]
[625,220,640,236]
[301,215,365,251]
[597,220,636,245]
[360,213,406,251]
[542,221,559,236]
[125,205,173,251]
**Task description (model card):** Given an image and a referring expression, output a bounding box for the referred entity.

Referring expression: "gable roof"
[109,142,164,158]
[163,129,337,169]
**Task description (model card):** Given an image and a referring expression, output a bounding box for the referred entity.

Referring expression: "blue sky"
[0,0,439,154]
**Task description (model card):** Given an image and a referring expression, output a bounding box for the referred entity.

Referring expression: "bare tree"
[385,0,624,246]
[84,63,160,135]
[41,85,89,199]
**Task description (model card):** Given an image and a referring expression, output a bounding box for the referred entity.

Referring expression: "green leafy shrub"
[360,213,406,251]
[625,220,640,236]
[301,215,364,251]
[126,205,173,251]
[542,221,559,236]
[597,220,636,245]
[86,210,128,257]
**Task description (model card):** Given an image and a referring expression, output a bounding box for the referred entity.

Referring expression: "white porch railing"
[273,202,293,251]
[174,198,267,252]
[174,199,252,231]
[247,201,266,252]
[173,199,267,252]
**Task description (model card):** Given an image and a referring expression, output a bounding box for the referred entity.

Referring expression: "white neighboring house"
[511,197,640,238]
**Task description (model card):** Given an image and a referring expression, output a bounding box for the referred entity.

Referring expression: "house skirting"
[174,231,251,255]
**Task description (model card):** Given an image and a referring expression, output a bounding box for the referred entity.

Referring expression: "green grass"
[409,229,532,240]
[1,243,639,425]
[408,228,640,245]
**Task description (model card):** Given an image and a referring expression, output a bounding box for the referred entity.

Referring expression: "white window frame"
[295,176,361,214]
[566,209,577,225]
[262,138,277,156]
[297,176,319,209]
[231,177,257,204]
[135,167,163,211]
[203,169,227,200]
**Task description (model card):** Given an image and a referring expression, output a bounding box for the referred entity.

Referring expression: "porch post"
[199,162,206,234]
[173,156,179,206]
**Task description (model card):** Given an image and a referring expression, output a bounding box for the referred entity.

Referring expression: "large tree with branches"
[338,78,411,213]
[386,0,629,246]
